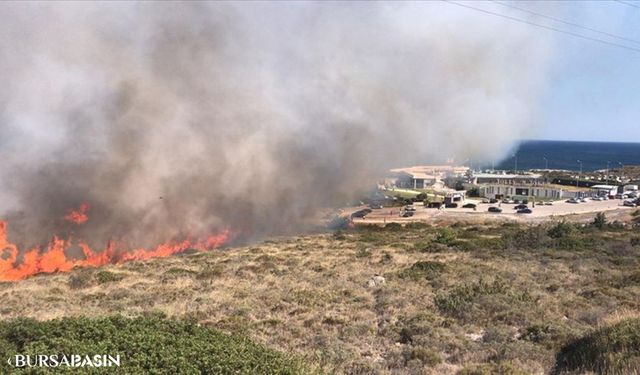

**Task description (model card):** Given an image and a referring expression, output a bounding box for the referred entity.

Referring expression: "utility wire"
[615,0,640,9]
[493,0,640,45]
[443,1,640,54]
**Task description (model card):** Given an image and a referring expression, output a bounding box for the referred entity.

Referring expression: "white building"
[471,172,543,186]
[591,184,619,196]
[479,184,564,200]
[393,171,437,189]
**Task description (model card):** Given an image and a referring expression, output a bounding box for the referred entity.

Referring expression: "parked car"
[351,209,369,218]
[488,206,502,213]
[566,198,579,204]
[462,203,477,209]
[369,203,383,209]
[502,199,515,204]
[489,198,499,204]
[544,201,554,205]
[623,200,637,207]
[404,205,416,212]
[517,208,533,214]
[445,203,458,208]
[401,211,415,217]
[514,204,528,210]
[481,198,490,204]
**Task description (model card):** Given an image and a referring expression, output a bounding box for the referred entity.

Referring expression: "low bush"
[593,212,608,230]
[0,315,312,374]
[434,228,457,245]
[68,270,94,290]
[435,279,534,322]
[547,221,575,239]
[553,317,640,374]
[397,261,446,281]
[95,270,124,284]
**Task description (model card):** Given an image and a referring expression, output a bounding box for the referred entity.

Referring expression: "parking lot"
[349,197,636,225]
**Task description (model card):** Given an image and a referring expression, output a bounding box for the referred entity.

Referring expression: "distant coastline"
[494,140,640,172]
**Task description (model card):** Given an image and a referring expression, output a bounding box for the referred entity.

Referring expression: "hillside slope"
[1,220,639,374]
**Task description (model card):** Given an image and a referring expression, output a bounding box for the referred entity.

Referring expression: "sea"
[493,140,640,172]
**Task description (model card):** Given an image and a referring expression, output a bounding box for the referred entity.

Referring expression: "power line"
[493,0,640,45]
[442,1,640,54]
[615,0,640,9]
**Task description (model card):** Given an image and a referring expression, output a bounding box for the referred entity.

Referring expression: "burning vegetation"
[0,205,230,281]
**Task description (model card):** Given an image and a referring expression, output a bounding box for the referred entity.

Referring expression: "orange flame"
[64,203,90,224]
[0,207,231,281]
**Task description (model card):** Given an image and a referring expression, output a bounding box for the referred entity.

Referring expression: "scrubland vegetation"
[1,215,639,374]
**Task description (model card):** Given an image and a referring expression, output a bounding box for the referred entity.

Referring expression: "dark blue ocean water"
[494,140,640,172]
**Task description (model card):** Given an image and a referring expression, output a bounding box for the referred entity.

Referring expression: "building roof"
[396,171,436,180]
[590,185,618,190]
[390,165,469,175]
[473,173,542,179]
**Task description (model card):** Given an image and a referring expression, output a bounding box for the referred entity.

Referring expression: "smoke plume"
[0,2,553,247]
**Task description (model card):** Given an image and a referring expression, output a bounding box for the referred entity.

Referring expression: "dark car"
[488,207,502,213]
[404,205,417,211]
[351,209,370,218]
[517,208,533,214]
[489,198,499,204]
[462,203,477,209]
[514,204,528,210]
[445,203,458,208]
[401,211,414,217]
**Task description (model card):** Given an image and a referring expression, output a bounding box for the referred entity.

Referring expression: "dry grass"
[1,222,639,374]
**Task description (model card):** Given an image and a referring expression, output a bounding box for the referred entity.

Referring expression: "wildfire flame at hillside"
[0,205,230,281]
[0,3,554,282]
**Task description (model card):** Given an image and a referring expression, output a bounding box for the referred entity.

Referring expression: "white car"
[623,200,637,207]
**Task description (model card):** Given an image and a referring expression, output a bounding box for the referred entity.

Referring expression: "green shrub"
[434,228,456,245]
[0,315,312,374]
[397,261,446,281]
[553,317,640,375]
[197,265,225,280]
[332,230,346,240]
[503,225,548,249]
[458,361,529,375]
[163,267,197,278]
[547,221,575,239]
[384,222,403,231]
[405,222,428,230]
[435,279,533,320]
[95,270,124,284]
[409,346,442,366]
[593,212,607,229]
[68,270,94,290]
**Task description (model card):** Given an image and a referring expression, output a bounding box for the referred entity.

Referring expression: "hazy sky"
[450,1,640,143]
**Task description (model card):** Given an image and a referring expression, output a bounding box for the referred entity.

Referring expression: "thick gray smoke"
[0,2,553,247]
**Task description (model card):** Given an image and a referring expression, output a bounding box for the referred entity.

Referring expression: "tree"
[593,212,607,229]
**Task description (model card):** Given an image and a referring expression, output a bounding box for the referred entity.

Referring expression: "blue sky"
[528,1,640,142]
[458,1,640,143]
